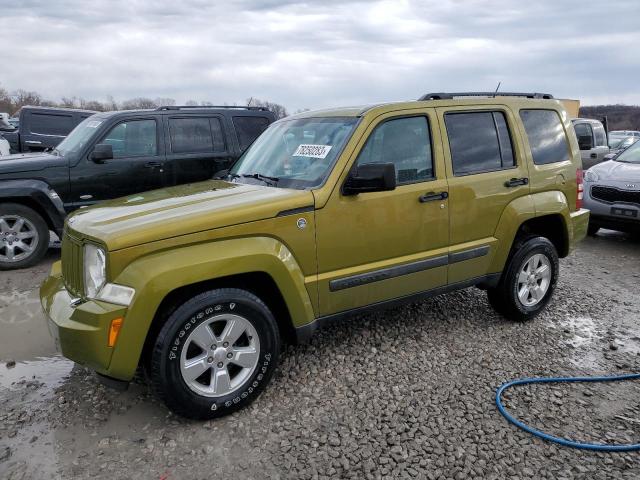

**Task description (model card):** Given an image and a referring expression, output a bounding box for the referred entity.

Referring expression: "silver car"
[583,139,640,234]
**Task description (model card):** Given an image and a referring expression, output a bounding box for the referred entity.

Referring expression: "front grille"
[61,232,84,297]
[591,185,640,205]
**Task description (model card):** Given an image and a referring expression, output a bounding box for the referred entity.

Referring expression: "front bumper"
[583,183,639,231]
[40,261,128,377]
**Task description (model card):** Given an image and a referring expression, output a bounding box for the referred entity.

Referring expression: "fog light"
[108,317,124,347]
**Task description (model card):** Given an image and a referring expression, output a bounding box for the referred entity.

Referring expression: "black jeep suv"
[0,105,275,269]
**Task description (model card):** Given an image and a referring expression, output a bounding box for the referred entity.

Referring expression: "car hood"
[0,152,66,174]
[67,180,315,250]
[589,160,640,183]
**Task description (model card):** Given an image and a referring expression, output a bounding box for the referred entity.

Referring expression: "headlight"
[584,170,599,183]
[84,244,106,298]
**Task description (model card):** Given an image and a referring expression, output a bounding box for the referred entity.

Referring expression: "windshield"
[609,136,629,149]
[55,116,103,156]
[615,138,640,164]
[230,117,359,189]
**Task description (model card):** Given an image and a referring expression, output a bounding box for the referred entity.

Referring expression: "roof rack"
[155,105,270,111]
[418,92,554,101]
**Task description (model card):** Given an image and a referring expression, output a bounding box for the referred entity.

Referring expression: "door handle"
[505,177,529,188]
[24,140,42,145]
[419,191,448,203]
[590,153,597,159]
[145,161,163,168]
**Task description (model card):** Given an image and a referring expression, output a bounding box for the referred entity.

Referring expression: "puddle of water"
[556,316,602,348]
[0,288,58,362]
[0,355,73,390]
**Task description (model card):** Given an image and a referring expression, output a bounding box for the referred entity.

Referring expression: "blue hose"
[496,373,640,451]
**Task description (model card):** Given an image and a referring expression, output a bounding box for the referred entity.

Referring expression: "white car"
[0,135,9,156]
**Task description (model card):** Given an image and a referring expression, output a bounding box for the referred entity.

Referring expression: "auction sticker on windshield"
[293,144,332,159]
[86,120,102,128]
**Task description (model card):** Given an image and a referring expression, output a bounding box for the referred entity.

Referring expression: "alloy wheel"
[179,313,260,397]
[0,215,39,263]
[516,253,552,307]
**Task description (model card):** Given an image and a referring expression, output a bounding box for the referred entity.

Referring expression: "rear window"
[233,116,270,152]
[520,110,570,165]
[29,113,75,136]
[445,111,515,175]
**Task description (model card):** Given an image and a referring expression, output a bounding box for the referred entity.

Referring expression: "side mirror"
[577,135,593,151]
[343,163,396,195]
[91,143,113,163]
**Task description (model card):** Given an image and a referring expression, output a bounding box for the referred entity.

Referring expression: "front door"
[437,106,531,284]
[315,111,449,316]
[69,117,166,209]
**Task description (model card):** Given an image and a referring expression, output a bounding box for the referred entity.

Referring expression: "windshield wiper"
[239,173,280,186]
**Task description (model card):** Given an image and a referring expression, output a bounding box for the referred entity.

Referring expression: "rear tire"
[0,203,50,270]
[487,236,559,322]
[150,288,280,420]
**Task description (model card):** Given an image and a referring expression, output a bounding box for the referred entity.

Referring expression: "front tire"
[0,203,50,270]
[487,236,559,321]
[150,288,280,420]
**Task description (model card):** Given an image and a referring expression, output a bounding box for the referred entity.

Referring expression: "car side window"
[169,117,213,154]
[233,116,270,152]
[520,109,570,165]
[102,119,157,158]
[445,111,515,175]
[573,122,593,144]
[593,124,607,147]
[29,113,75,136]
[355,116,433,184]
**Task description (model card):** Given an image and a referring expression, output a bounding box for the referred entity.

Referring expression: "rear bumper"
[568,208,590,253]
[40,261,128,378]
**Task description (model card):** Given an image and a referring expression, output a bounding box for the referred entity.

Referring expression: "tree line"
[0,85,290,119]
[579,105,640,131]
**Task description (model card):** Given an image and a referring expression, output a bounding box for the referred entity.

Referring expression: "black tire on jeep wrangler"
[487,236,559,322]
[0,203,50,270]
[150,288,281,420]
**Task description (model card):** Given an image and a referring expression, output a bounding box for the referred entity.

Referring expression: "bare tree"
[246,97,288,119]
[120,97,158,110]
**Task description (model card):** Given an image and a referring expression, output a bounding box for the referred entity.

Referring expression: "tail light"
[576,169,584,210]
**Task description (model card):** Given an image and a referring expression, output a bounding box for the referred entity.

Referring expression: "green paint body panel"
[40,97,589,382]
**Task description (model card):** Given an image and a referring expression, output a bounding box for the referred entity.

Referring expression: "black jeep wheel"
[487,236,559,322]
[0,203,50,270]
[150,288,280,420]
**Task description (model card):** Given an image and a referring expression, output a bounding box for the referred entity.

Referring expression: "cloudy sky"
[1,0,639,111]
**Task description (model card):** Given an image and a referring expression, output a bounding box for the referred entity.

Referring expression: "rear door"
[21,110,75,152]
[69,116,167,208]
[437,105,530,284]
[163,114,236,186]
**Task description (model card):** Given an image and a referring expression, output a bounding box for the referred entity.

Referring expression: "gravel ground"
[1,231,639,479]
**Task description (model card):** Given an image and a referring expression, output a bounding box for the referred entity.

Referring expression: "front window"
[230,117,358,189]
[615,139,640,164]
[55,116,102,156]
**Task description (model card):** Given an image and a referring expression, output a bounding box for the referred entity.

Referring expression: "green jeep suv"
[41,92,589,419]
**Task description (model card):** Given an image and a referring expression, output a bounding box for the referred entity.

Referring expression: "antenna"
[494,82,501,96]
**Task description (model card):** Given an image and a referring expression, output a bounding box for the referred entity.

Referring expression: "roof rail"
[418,92,554,101]
[155,105,270,111]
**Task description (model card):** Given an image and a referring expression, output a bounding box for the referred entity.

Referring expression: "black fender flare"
[0,179,67,236]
